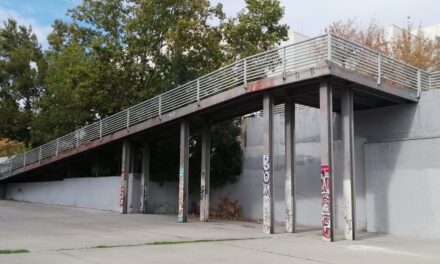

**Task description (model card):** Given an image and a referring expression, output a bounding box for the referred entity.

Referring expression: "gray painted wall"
[211,89,440,239]
[210,111,367,231]
[5,177,120,211]
[354,89,440,239]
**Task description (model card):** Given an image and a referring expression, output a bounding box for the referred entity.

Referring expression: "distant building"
[386,24,440,43]
[280,31,310,47]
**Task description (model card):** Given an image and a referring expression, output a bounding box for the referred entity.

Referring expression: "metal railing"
[431,72,440,90]
[0,34,437,178]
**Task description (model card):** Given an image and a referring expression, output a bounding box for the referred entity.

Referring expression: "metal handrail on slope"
[0,34,436,178]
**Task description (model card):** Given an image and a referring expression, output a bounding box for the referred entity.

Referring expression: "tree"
[31,0,288,190]
[223,0,289,59]
[392,25,440,71]
[326,19,440,71]
[0,19,46,146]
[0,138,25,156]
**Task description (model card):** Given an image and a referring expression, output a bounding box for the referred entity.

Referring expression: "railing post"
[23,152,26,167]
[9,160,12,176]
[377,54,382,85]
[99,120,103,140]
[327,33,332,61]
[197,79,200,106]
[76,131,79,148]
[417,70,422,98]
[429,73,432,90]
[127,108,130,129]
[243,58,248,88]
[56,138,59,157]
[38,146,42,164]
[158,95,162,120]
[282,46,286,80]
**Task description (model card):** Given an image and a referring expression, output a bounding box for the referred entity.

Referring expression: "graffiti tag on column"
[119,170,125,208]
[285,182,293,232]
[321,165,331,239]
[178,168,185,220]
[200,184,205,201]
[263,154,271,233]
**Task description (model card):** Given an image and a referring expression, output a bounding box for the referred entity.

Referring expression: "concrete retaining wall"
[355,89,440,239]
[211,111,367,231]
[5,177,120,211]
[211,89,440,239]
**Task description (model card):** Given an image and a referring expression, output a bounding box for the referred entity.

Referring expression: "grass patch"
[0,249,29,254]
[84,237,262,250]
[57,237,267,251]
[149,238,247,246]
[95,245,111,249]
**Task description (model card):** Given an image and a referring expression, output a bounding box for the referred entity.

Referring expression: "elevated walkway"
[1,34,439,241]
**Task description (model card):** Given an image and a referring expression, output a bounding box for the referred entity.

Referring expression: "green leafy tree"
[223,0,288,59]
[0,19,46,146]
[31,0,288,190]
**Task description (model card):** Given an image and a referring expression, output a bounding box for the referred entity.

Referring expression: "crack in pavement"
[217,240,333,264]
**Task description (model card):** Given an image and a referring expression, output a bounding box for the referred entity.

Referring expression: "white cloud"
[0,6,52,49]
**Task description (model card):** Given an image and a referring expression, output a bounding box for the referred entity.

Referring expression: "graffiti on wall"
[200,181,206,202]
[321,165,331,239]
[119,170,125,209]
[177,167,185,221]
[263,153,271,233]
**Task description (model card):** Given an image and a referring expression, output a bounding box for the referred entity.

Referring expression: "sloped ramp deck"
[0,34,437,181]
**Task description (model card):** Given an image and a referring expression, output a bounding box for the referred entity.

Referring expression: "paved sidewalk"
[1,200,439,264]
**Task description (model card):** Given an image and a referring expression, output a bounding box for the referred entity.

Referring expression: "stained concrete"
[1,201,439,264]
[5,177,120,211]
[211,111,367,232]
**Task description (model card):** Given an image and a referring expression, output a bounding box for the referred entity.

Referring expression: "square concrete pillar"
[140,141,150,214]
[178,120,190,223]
[285,97,296,233]
[120,140,131,214]
[319,81,334,242]
[341,87,356,240]
[263,93,274,234]
[200,124,211,222]
[127,173,141,213]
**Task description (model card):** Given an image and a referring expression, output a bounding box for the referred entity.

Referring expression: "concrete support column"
[120,140,131,214]
[284,97,296,233]
[341,87,356,240]
[140,141,150,214]
[178,120,190,223]
[0,185,5,199]
[262,93,274,234]
[319,81,334,242]
[200,124,211,222]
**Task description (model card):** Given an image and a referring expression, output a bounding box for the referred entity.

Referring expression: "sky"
[0,0,439,49]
